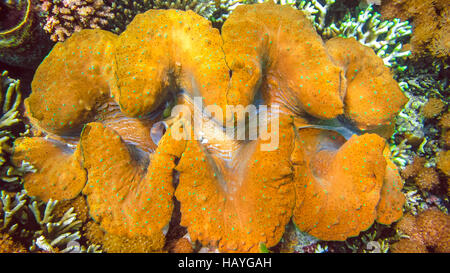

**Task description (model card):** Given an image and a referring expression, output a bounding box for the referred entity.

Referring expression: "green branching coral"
[0,71,21,132]
[0,71,33,187]
[28,199,83,252]
[0,190,101,253]
[28,198,101,252]
[0,190,27,235]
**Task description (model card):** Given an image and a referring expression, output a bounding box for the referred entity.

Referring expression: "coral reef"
[388,48,449,232]
[399,155,448,218]
[380,0,450,60]
[13,2,408,252]
[390,57,448,174]
[343,224,393,253]
[391,208,450,253]
[32,0,414,71]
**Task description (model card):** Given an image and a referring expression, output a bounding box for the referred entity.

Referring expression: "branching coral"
[0,190,27,234]
[0,71,34,188]
[389,139,412,167]
[27,197,101,252]
[328,5,412,70]
[0,190,97,252]
[390,57,448,180]
[0,71,21,131]
[14,2,408,252]
[36,0,115,41]
[28,198,83,252]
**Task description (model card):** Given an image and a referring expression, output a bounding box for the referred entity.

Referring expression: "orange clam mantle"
[13,2,407,252]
